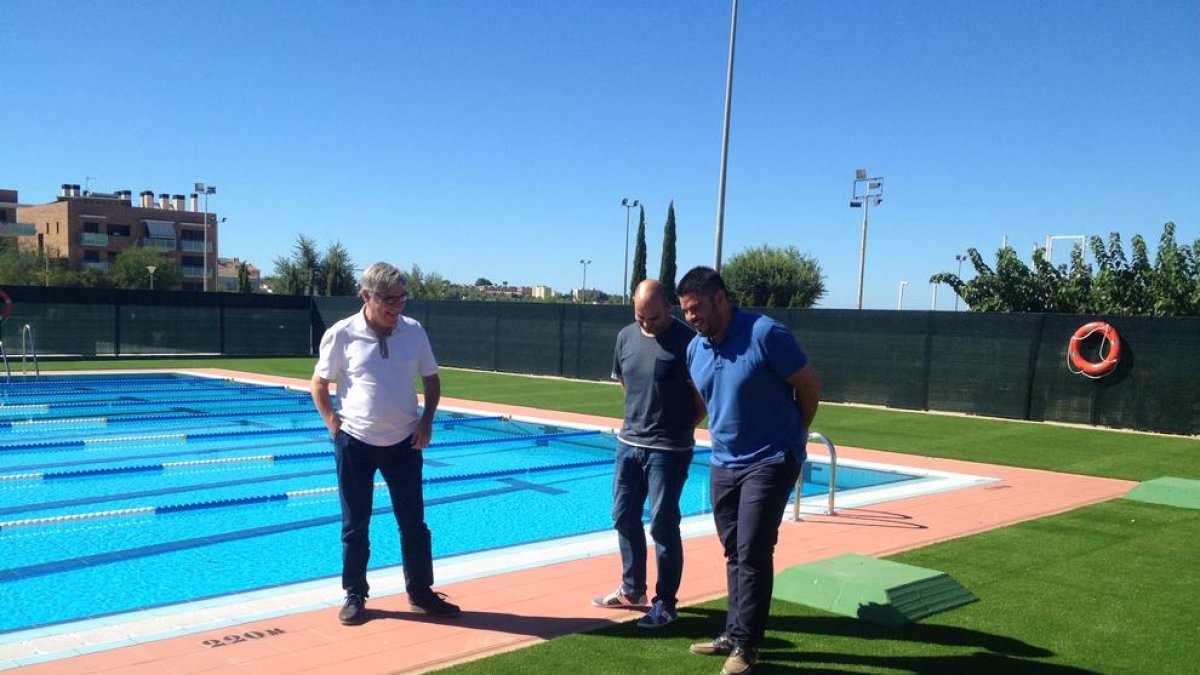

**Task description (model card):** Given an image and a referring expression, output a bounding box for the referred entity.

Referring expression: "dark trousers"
[611,443,694,608]
[334,430,434,598]
[710,454,802,647]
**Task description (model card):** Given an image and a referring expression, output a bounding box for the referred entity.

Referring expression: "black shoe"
[409,591,461,617]
[339,593,367,625]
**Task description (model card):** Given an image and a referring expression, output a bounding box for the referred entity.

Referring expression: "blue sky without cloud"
[4,0,1197,308]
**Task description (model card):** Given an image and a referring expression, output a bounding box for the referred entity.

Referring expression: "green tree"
[630,205,647,296]
[321,241,357,296]
[271,234,356,296]
[236,262,251,292]
[474,277,493,287]
[0,243,52,286]
[109,247,179,290]
[932,222,1199,315]
[722,244,826,308]
[659,201,678,302]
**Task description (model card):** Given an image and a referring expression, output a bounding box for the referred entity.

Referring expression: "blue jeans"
[334,430,434,599]
[711,453,802,648]
[611,442,694,608]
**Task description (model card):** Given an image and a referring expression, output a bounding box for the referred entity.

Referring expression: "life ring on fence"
[0,289,11,322]
[1067,321,1121,378]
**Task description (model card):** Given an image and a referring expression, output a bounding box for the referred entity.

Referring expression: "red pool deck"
[4,369,1136,674]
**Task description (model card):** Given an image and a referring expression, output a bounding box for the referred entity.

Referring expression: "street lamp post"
[193,182,216,292]
[954,253,967,311]
[147,265,156,291]
[621,198,639,304]
[897,280,909,310]
[579,259,592,303]
[849,169,884,310]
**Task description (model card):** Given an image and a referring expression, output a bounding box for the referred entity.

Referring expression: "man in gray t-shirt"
[592,279,705,629]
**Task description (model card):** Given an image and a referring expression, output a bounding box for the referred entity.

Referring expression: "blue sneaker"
[636,600,677,628]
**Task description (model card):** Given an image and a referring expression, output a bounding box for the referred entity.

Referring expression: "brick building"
[15,184,220,291]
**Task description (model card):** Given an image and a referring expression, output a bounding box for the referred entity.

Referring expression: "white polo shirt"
[314,308,439,447]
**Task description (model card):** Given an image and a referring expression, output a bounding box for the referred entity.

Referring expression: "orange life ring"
[1068,321,1121,378]
[0,289,10,322]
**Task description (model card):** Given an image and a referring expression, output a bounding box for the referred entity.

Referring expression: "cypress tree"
[630,205,648,296]
[659,200,678,303]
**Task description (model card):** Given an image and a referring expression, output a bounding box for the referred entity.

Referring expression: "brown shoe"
[689,633,735,656]
[721,645,758,675]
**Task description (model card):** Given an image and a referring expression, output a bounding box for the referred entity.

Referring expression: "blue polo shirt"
[687,309,808,468]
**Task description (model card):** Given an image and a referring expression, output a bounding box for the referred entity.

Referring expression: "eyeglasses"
[372,291,408,305]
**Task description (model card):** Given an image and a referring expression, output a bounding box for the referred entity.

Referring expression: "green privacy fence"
[2,285,1195,434]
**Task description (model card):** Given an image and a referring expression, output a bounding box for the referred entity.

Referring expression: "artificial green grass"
[441,499,1199,675]
[35,360,1197,481]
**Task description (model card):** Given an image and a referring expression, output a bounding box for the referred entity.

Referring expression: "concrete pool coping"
[1,369,1136,674]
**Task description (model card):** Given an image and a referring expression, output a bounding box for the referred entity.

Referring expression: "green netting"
[2,284,1196,434]
[779,309,929,410]
[224,306,312,356]
[119,304,221,355]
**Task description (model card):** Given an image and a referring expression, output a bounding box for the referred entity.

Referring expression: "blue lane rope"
[0,430,609,529]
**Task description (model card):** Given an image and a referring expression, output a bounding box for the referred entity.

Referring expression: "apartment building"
[0,189,18,225]
[15,184,219,291]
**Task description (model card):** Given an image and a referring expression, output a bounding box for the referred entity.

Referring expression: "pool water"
[0,373,921,634]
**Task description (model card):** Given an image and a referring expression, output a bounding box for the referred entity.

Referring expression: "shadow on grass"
[595,606,1100,674]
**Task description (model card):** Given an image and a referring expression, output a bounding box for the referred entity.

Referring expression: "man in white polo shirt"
[310,261,460,625]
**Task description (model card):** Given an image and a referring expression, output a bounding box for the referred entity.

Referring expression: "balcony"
[141,238,177,250]
[82,261,109,273]
[81,232,110,247]
[180,240,213,252]
[181,265,205,278]
[0,222,36,236]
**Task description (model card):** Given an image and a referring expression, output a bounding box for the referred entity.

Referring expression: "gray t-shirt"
[612,318,696,450]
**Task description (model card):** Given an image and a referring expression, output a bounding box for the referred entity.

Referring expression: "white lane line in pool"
[84,433,185,445]
[0,507,156,530]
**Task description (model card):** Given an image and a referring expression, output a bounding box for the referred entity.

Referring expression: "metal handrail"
[794,431,837,521]
[21,324,39,378]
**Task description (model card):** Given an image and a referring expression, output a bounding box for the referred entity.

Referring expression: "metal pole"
[713,0,738,272]
[856,198,869,310]
[202,191,208,292]
[954,254,965,311]
[897,280,908,310]
[621,199,638,304]
[623,206,631,304]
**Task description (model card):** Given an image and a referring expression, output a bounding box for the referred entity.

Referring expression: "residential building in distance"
[14,183,220,291]
[216,257,262,292]
[530,285,554,300]
[0,189,19,225]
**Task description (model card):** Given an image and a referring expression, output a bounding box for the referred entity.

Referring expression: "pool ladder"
[0,323,41,385]
[793,431,837,521]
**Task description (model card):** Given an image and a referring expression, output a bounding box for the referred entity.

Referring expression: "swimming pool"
[0,372,943,638]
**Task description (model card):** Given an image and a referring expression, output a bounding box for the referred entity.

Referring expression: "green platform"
[1123,477,1200,510]
[774,553,978,627]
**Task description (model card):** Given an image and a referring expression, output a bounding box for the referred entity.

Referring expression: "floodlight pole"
[850,170,884,310]
[579,259,592,303]
[194,182,216,292]
[621,198,639,304]
[713,0,738,272]
[954,253,967,310]
[897,280,908,310]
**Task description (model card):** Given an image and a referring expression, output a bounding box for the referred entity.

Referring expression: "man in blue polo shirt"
[677,266,820,675]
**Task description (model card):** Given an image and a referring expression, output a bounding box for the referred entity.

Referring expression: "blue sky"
[4,1,1197,308]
